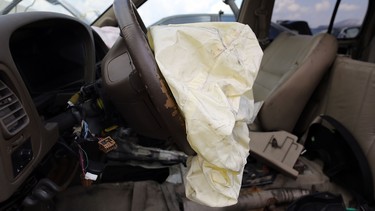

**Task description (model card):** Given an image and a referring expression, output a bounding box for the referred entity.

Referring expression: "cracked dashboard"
[0,12,95,202]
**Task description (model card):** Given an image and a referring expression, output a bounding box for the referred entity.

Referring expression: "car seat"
[253,32,338,132]
[317,56,375,199]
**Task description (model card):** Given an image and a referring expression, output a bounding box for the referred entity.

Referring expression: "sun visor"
[148,22,263,207]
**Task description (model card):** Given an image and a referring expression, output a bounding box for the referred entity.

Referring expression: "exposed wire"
[76,143,89,170]
[24,0,37,12]
[82,120,89,139]
[78,148,85,174]
[82,148,89,169]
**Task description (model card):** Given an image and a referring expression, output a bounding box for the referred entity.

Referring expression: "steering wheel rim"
[113,0,195,155]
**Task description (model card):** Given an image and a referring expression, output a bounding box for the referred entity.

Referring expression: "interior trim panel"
[0,12,95,202]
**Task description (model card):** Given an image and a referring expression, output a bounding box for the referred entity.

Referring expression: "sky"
[1,0,368,28]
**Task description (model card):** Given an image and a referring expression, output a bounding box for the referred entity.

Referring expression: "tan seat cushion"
[254,32,337,131]
[322,56,375,196]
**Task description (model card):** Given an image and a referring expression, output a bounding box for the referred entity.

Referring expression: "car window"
[138,0,243,27]
[271,0,368,38]
[138,0,292,41]
[0,0,113,24]
[333,0,368,38]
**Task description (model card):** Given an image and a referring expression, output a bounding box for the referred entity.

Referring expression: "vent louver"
[0,80,29,138]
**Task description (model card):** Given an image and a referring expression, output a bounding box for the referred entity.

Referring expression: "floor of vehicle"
[54,181,179,211]
[22,157,351,211]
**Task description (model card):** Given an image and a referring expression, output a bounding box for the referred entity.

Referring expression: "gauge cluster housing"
[0,12,95,202]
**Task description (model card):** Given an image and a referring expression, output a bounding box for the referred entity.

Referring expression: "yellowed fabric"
[148,22,263,207]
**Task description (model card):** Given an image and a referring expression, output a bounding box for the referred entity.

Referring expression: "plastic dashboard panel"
[0,12,95,202]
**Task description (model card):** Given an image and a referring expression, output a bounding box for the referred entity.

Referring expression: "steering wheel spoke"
[113,0,195,155]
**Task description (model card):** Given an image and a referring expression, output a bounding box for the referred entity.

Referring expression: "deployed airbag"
[148,22,263,207]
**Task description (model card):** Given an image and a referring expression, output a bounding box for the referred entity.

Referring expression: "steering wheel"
[113,0,195,155]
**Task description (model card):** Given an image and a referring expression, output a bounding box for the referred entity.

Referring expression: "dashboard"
[0,12,95,202]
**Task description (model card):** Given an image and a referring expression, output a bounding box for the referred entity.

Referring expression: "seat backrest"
[319,56,375,198]
[253,32,338,132]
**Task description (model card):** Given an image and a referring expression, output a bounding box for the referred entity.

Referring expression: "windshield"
[138,0,243,27]
[0,0,112,24]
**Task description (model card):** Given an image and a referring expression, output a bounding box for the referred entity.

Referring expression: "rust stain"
[240,187,262,195]
[159,77,175,110]
[172,110,178,117]
[158,77,185,126]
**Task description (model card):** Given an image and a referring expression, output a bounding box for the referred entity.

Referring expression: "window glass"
[0,0,113,24]
[138,0,243,27]
[334,0,368,38]
[271,0,368,38]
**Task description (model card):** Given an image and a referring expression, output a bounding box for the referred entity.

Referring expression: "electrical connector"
[98,136,117,153]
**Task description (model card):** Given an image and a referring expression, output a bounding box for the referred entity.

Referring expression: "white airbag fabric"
[148,22,263,207]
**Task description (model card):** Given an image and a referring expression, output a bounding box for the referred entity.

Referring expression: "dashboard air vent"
[0,80,29,138]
